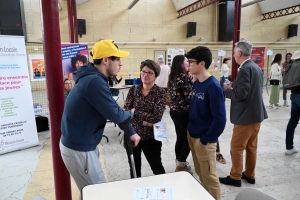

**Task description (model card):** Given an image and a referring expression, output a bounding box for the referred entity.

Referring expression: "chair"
[235,188,277,200]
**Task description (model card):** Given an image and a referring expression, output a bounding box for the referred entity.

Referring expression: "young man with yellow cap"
[60,40,141,193]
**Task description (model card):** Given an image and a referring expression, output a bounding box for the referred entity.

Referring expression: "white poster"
[167,48,185,67]
[0,35,39,155]
[267,49,273,56]
[218,50,226,57]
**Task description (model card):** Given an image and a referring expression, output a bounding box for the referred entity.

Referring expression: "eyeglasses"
[64,83,72,85]
[141,70,155,76]
[188,59,197,64]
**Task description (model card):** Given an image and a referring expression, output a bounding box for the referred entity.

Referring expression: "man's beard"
[107,61,117,76]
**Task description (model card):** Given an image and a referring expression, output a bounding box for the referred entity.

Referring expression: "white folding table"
[82,172,215,200]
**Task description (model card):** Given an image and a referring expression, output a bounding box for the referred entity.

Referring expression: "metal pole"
[72,0,79,43]
[231,0,242,82]
[67,0,74,43]
[40,0,72,199]
[265,55,269,95]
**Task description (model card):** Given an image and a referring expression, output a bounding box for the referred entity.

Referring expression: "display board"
[166,48,185,66]
[61,43,88,80]
[29,54,45,81]
[0,35,39,154]
[251,47,265,69]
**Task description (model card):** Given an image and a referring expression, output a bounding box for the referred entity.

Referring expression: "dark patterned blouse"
[168,73,192,112]
[124,84,166,141]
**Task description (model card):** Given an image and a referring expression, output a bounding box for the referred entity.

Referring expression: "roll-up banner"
[0,35,39,155]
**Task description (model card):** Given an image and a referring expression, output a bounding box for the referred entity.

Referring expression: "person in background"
[108,75,123,96]
[282,53,292,107]
[124,59,166,178]
[60,40,140,194]
[220,57,231,86]
[269,54,282,109]
[71,54,88,71]
[63,78,72,101]
[155,57,170,92]
[220,39,268,187]
[216,142,226,164]
[217,58,230,165]
[186,46,226,200]
[285,50,300,155]
[67,54,88,79]
[168,55,193,174]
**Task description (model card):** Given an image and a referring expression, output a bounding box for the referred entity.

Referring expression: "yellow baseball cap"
[91,40,129,59]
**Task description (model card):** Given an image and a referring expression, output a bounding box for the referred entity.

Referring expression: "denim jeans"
[286,93,300,150]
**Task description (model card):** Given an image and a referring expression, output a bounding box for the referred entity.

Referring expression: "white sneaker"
[285,148,299,155]
[275,104,281,107]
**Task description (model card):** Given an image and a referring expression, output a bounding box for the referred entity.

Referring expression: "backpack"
[282,59,300,90]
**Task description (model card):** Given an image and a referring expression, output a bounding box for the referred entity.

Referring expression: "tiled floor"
[1,87,300,200]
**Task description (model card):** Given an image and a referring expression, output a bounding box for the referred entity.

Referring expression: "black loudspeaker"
[287,24,298,38]
[187,22,196,38]
[0,0,26,38]
[218,0,234,41]
[77,19,86,36]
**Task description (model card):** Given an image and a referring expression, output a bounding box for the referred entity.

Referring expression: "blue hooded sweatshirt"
[61,63,134,151]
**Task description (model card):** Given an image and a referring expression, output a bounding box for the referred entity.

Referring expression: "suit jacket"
[225,59,268,125]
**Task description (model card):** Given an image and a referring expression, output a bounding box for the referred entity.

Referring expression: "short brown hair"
[140,59,161,77]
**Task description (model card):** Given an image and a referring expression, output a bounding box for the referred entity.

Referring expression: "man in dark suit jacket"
[219,39,268,187]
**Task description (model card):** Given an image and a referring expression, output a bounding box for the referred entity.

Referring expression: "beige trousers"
[230,123,261,180]
[187,132,221,200]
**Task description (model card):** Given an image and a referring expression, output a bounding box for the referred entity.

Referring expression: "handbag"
[269,66,280,85]
[269,79,280,85]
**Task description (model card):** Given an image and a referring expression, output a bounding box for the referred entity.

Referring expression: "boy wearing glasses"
[186,46,226,200]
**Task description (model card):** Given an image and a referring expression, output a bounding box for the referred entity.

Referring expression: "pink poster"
[251,47,265,73]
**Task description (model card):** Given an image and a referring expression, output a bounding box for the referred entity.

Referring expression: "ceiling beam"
[177,0,220,18]
[262,4,300,20]
[128,0,139,9]
[241,0,265,8]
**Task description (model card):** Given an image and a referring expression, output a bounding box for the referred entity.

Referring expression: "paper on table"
[132,186,173,200]
[153,122,168,143]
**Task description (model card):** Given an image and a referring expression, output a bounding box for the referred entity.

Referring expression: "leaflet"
[132,186,173,200]
[153,122,168,143]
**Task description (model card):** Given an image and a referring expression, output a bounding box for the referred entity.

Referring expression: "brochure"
[153,122,168,143]
[132,186,173,200]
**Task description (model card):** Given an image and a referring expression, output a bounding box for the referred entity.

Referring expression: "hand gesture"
[130,133,141,147]
[223,82,233,91]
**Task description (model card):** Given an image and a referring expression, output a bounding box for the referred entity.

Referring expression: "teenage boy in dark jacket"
[186,46,226,200]
[60,40,140,193]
